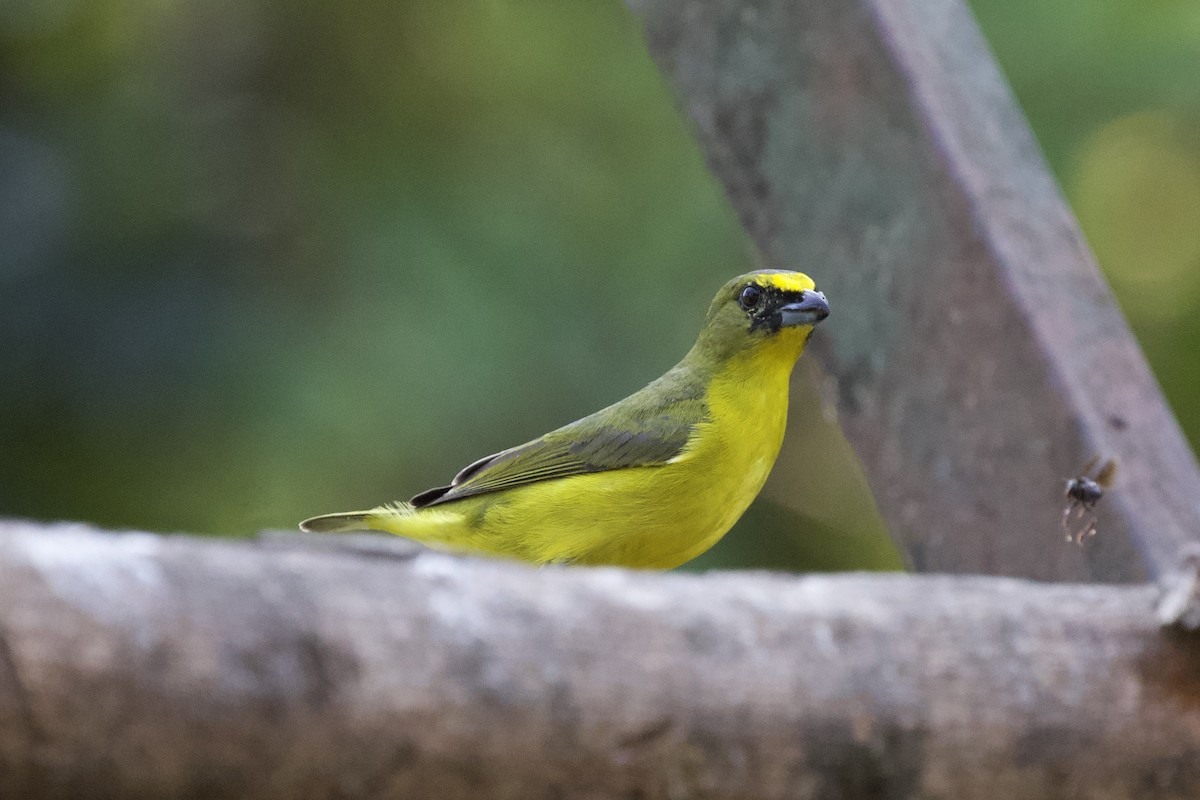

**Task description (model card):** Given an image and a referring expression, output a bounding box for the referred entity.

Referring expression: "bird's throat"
[705,327,808,459]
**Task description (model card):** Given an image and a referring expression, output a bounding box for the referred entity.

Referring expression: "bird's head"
[692,270,829,364]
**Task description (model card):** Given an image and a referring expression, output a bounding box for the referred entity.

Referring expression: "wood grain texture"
[627,0,1200,581]
[3,520,1200,800]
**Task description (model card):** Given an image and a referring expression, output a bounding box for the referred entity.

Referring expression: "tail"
[299,510,374,533]
[300,502,469,553]
[298,502,420,534]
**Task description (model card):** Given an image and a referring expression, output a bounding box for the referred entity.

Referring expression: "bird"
[301,269,830,569]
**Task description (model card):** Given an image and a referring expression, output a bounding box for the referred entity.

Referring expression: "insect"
[1062,456,1117,545]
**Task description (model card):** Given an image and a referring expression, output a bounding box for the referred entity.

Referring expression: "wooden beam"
[627,0,1200,580]
[2,521,1200,800]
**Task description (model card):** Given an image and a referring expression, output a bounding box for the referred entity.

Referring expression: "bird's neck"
[683,328,809,501]
[674,328,809,460]
[683,326,811,388]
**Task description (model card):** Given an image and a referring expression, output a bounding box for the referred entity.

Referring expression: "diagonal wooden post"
[628,0,1200,581]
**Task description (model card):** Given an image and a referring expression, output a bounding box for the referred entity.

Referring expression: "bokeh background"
[2,0,1197,571]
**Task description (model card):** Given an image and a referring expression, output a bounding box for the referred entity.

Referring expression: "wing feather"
[410,362,708,508]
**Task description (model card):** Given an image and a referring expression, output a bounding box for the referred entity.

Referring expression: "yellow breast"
[655,326,806,563]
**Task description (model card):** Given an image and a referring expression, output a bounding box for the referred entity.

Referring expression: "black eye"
[738,284,764,312]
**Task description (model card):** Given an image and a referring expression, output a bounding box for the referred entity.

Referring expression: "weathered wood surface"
[2,520,1200,800]
[628,0,1200,581]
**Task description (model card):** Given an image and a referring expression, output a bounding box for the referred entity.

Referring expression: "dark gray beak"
[778,290,830,327]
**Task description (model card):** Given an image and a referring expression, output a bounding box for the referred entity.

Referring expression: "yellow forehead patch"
[752,271,816,293]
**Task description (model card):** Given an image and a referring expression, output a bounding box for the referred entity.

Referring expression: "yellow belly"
[369,330,805,568]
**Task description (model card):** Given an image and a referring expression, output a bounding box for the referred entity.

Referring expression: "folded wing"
[411,364,708,508]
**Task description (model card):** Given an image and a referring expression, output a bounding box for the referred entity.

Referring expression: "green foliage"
[1,0,1196,571]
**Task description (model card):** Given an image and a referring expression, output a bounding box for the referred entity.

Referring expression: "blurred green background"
[2,1,1197,571]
